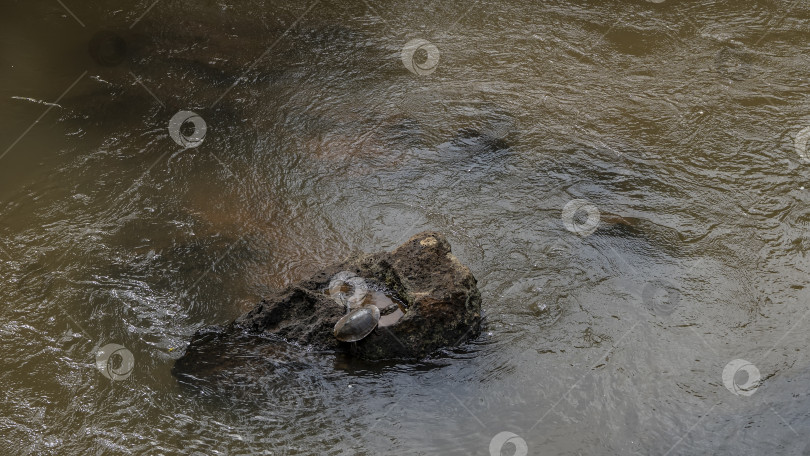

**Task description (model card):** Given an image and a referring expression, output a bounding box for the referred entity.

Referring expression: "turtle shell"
[333,305,381,342]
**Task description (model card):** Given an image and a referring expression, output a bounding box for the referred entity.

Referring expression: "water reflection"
[2,0,810,454]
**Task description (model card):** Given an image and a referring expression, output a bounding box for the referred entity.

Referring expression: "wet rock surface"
[173,231,482,378]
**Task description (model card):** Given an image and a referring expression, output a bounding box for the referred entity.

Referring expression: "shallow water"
[2,0,810,454]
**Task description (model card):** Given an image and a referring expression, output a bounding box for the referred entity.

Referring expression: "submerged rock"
[173,231,482,377]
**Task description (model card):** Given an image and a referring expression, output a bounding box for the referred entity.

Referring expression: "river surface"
[2,0,810,454]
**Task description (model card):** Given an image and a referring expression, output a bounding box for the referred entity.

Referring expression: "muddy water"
[2,0,810,454]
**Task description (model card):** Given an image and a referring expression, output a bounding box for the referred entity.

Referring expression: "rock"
[173,231,482,378]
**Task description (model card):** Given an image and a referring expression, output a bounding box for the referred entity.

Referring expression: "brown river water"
[1,0,810,454]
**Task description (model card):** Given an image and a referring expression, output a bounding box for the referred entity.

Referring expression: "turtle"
[333,304,381,342]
